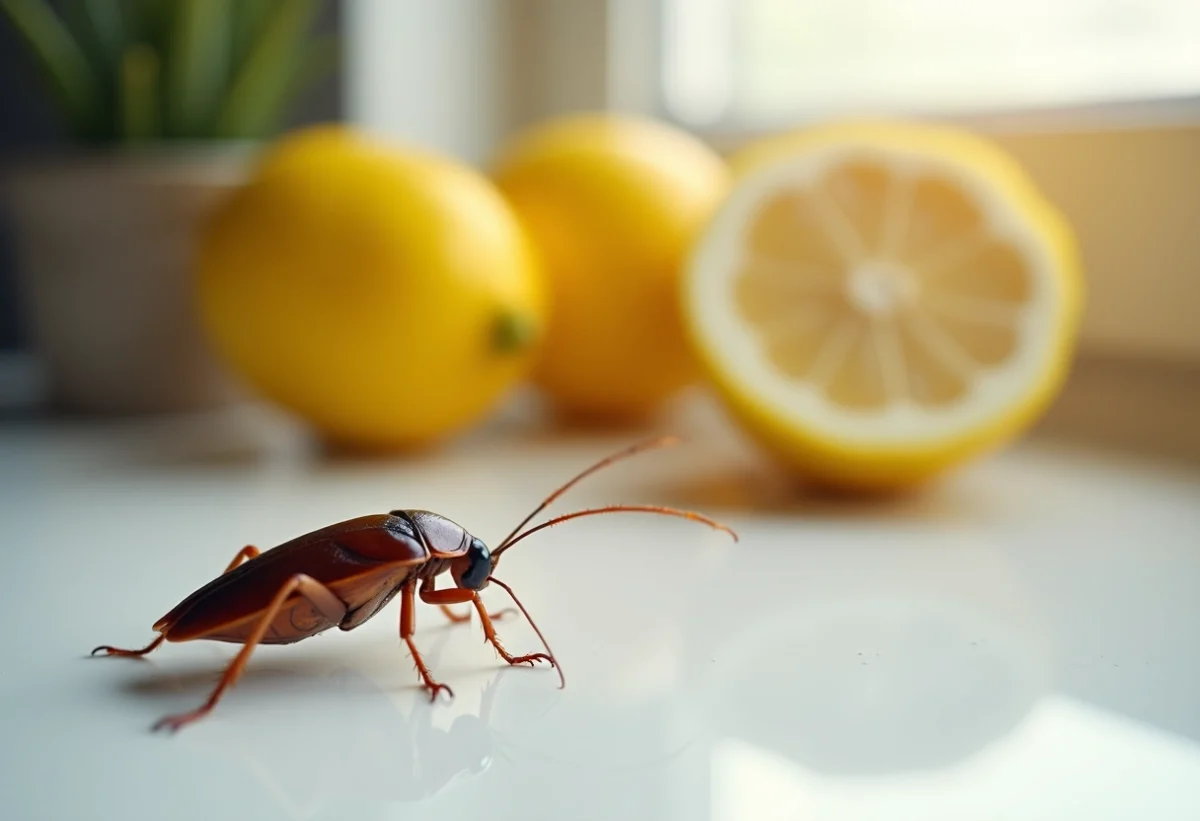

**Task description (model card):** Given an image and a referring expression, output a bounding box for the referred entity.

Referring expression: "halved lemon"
[683,121,1084,490]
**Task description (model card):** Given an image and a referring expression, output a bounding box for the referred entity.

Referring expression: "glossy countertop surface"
[2,398,1198,820]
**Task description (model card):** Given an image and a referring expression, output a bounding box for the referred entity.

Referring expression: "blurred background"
[2,7,1199,816]
[0,0,1197,459]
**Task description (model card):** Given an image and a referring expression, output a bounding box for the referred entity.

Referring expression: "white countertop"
[2,396,1198,821]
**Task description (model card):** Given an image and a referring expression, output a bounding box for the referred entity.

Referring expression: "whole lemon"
[491,114,729,421]
[196,126,545,449]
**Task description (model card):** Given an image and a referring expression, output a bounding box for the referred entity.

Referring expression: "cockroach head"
[452,536,494,591]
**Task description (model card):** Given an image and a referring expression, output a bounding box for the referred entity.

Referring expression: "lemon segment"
[682,121,1084,489]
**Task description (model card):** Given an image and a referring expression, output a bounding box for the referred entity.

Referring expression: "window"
[641,0,1200,364]
[659,0,1200,129]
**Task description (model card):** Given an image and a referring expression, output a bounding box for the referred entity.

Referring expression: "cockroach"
[91,436,737,732]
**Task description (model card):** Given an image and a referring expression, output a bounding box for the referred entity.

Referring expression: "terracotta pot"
[1,145,257,415]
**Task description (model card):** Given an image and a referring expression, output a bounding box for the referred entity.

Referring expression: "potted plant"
[0,0,336,414]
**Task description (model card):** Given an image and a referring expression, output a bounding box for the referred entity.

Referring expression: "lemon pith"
[683,121,1084,488]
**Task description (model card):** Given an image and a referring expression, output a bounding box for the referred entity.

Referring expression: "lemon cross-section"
[683,122,1084,489]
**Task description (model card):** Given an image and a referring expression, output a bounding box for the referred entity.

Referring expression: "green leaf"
[120,0,171,47]
[213,0,322,139]
[0,0,103,137]
[3,0,330,143]
[59,0,127,139]
[76,0,125,67]
[166,0,230,136]
[231,0,277,65]
[120,41,159,141]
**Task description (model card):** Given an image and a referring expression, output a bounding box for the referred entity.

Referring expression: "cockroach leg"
[91,633,166,658]
[439,604,472,623]
[223,545,261,573]
[401,580,453,702]
[439,604,518,624]
[151,573,348,733]
[472,596,554,669]
[91,546,263,658]
[424,576,515,623]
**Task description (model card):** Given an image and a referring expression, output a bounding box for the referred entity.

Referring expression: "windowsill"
[1030,351,1200,469]
[694,94,1200,149]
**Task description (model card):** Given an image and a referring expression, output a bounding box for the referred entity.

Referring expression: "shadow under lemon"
[594,404,1023,523]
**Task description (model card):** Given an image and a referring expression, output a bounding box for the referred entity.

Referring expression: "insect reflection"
[183,632,543,817]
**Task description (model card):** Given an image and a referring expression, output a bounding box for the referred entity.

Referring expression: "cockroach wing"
[153,514,429,643]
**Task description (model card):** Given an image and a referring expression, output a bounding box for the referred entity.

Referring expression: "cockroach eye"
[460,538,491,590]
